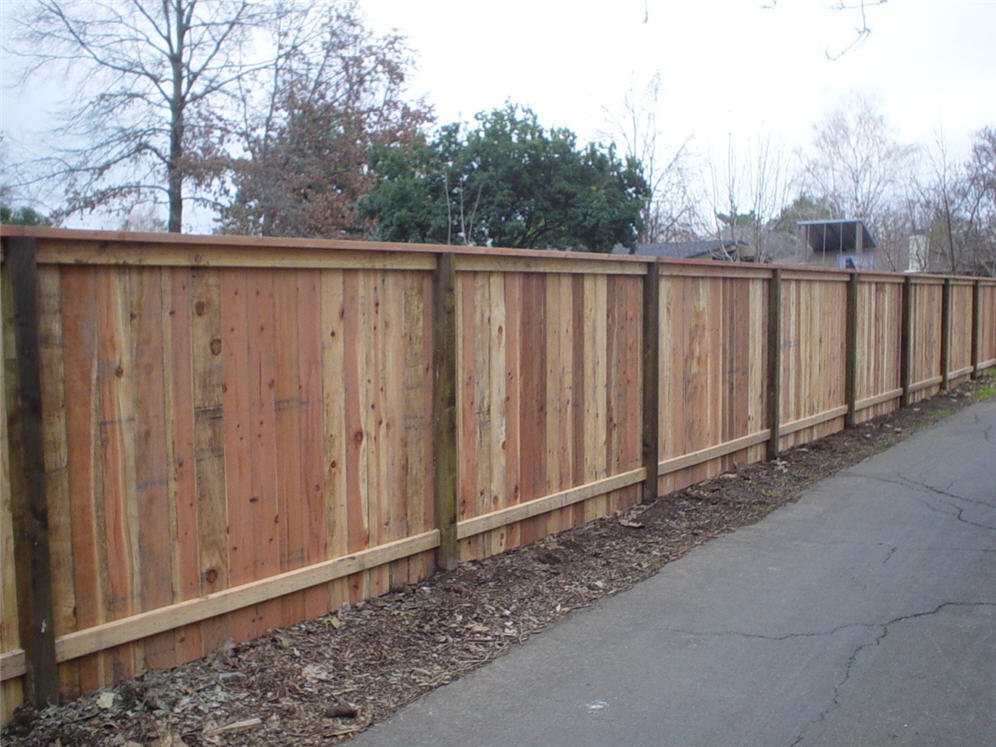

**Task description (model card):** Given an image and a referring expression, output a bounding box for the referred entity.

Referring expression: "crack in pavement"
[785,537,996,556]
[850,473,996,530]
[662,620,879,644]
[881,545,896,565]
[935,495,996,532]
[788,601,996,746]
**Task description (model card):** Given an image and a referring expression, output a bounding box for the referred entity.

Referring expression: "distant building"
[613,238,754,261]
[797,219,876,270]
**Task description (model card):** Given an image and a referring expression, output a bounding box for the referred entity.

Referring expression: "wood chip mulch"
[5,376,993,746]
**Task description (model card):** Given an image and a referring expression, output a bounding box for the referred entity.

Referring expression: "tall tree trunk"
[168,0,185,233]
[168,106,184,232]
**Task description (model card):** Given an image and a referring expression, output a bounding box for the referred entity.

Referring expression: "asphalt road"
[359,400,996,747]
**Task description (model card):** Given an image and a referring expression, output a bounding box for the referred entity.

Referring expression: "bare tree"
[217,1,432,238]
[961,127,996,275]
[603,73,701,244]
[912,131,963,272]
[12,0,306,231]
[763,0,888,59]
[708,129,793,262]
[898,127,996,276]
[801,92,917,228]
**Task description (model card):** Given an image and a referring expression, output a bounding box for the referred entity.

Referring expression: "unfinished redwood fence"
[2,227,995,722]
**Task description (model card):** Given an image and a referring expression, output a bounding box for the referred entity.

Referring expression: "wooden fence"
[2,227,995,723]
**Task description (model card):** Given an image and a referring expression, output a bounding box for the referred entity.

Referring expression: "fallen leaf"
[96,691,116,710]
[203,717,263,737]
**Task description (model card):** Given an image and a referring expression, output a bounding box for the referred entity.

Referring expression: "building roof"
[612,239,748,259]
[797,219,877,253]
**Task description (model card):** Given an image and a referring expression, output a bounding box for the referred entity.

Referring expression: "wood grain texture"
[1,255,24,721]
[0,259,439,705]
[2,230,989,726]
[909,281,944,403]
[9,241,59,706]
[779,278,847,449]
[658,273,768,494]
[977,283,996,371]
[453,270,642,562]
[852,279,903,424]
[947,282,974,387]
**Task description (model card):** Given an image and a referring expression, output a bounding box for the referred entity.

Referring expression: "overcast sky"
[2,0,994,228]
[361,0,996,158]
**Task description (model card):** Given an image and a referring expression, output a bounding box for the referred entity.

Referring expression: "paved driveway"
[359,400,996,746]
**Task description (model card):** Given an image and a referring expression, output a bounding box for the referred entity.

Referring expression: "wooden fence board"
[1,227,990,725]
[948,282,974,387]
[658,274,768,493]
[190,268,230,654]
[909,282,943,403]
[162,267,202,666]
[37,267,77,698]
[452,271,642,562]
[979,283,996,370]
[131,269,173,671]
[0,257,23,722]
[853,279,903,424]
[296,271,327,615]
[320,269,350,608]
[779,279,847,449]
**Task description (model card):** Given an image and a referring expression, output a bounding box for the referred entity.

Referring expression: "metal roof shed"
[797,219,877,257]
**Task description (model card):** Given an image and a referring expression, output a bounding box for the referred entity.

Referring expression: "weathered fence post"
[3,235,58,707]
[766,267,782,460]
[940,277,952,391]
[970,279,981,379]
[641,261,660,503]
[844,272,859,427]
[431,252,459,571]
[901,275,913,407]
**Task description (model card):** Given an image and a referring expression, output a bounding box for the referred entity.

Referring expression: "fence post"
[940,277,952,391]
[901,276,913,407]
[766,267,782,460]
[844,272,859,427]
[431,252,459,571]
[641,261,660,504]
[970,279,981,380]
[4,235,59,707]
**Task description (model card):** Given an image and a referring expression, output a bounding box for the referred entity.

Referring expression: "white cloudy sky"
[361,0,995,157]
[2,0,994,227]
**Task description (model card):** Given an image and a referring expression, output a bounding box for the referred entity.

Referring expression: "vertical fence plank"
[641,262,659,503]
[432,254,458,570]
[766,268,782,460]
[940,277,952,390]
[1,241,24,721]
[5,236,58,707]
[971,280,981,379]
[901,276,913,406]
[845,272,859,427]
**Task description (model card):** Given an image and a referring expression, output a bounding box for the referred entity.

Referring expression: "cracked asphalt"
[359,400,996,747]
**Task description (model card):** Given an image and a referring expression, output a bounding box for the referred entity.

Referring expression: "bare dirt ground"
[5,375,994,746]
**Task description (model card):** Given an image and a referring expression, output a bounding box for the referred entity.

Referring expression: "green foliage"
[361,104,648,252]
[772,194,834,232]
[0,204,49,225]
[715,210,759,227]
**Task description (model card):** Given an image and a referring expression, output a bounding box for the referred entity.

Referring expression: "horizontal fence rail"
[2,226,995,723]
